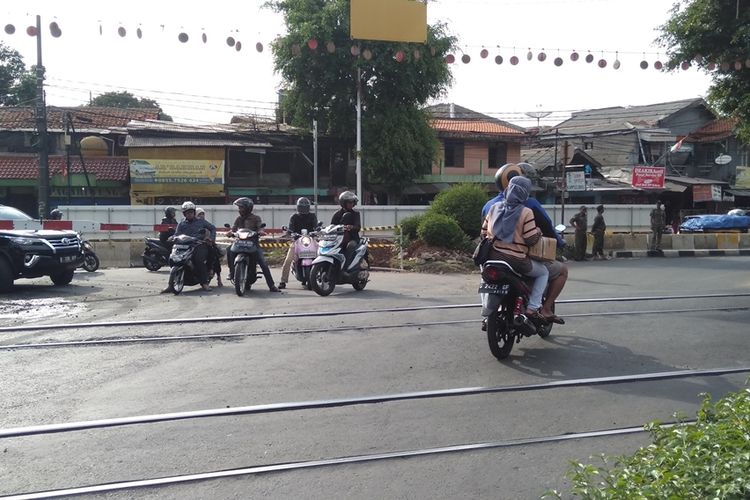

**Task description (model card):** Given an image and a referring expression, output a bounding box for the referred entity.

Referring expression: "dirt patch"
[395,240,477,274]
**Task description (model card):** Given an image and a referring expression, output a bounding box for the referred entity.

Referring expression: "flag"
[670,137,686,153]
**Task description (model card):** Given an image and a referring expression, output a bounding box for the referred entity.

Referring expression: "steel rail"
[2,421,692,499]
[1,305,747,350]
[0,292,749,334]
[1,366,746,439]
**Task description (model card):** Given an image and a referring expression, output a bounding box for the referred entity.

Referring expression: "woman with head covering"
[481,176,551,319]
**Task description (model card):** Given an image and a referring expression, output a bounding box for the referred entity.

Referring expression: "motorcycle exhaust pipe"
[513,314,537,337]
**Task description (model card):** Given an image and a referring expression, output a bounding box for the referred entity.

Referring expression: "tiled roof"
[431,119,524,136]
[687,117,738,142]
[0,155,128,181]
[0,106,161,131]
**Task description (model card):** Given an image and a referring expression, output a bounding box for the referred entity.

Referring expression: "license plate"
[60,255,77,263]
[478,283,509,295]
[298,251,317,259]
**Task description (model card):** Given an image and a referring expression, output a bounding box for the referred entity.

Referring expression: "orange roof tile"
[431,119,524,136]
[0,155,128,181]
[0,106,160,131]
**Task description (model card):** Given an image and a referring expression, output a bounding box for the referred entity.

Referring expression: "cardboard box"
[528,236,557,262]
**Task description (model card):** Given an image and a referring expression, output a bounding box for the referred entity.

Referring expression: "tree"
[267,0,456,197]
[0,42,36,106]
[89,91,173,121]
[657,0,750,142]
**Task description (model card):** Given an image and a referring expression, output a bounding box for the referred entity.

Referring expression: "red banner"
[632,166,665,189]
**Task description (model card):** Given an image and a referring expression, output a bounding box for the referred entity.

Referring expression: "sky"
[0,0,715,128]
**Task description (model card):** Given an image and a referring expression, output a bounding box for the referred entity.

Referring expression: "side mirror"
[224,223,231,228]
[260,223,267,229]
[281,225,288,231]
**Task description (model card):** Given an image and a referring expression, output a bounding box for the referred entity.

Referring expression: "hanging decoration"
[585,52,594,63]
[597,58,607,68]
[734,60,743,70]
[537,50,546,62]
[228,37,237,47]
[26,26,38,37]
[307,39,318,50]
[350,45,360,56]
[654,60,663,70]
[137,27,143,39]
[461,54,470,64]
[178,32,189,43]
[326,41,335,53]
[526,48,533,61]
[202,32,207,43]
[445,54,455,64]
[510,55,519,65]
[480,48,488,59]
[413,49,421,60]
[613,52,620,69]
[495,55,503,65]
[395,50,406,62]
[118,26,126,37]
[4,24,15,35]
[362,48,372,60]
[235,41,242,52]
[746,59,750,68]
[256,42,263,52]
[49,21,61,38]
[554,56,563,67]
[570,51,579,61]
[707,61,716,71]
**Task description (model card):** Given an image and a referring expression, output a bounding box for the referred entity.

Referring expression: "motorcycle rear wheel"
[143,253,162,272]
[169,268,184,295]
[487,309,514,360]
[234,261,248,297]
[352,258,369,291]
[310,262,335,296]
[82,253,100,272]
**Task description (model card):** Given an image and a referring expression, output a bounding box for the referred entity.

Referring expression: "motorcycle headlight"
[301,236,311,246]
[239,232,249,240]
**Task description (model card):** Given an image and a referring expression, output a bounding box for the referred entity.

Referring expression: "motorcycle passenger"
[196,207,223,288]
[226,197,280,292]
[49,209,63,220]
[483,163,567,324]
[482,176,552,320]
[161,201,216,293]
[279,197,318,289]
[159,207,178,246]
[331,191,361,267]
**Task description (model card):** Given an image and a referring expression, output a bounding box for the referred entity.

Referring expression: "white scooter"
[309,224,369,296]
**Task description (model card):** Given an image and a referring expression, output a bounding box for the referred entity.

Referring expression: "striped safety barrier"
[0,220,286,234]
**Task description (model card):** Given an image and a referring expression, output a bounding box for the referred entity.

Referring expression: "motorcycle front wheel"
[82,253,100,272]
[169,267,184,295]
[487,308,514,360]
[234,260,248,297]
[310,262,335,296]
[143,252,162,272]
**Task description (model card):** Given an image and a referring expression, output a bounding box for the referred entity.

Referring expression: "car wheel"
[0,257,13,293]
[50,269,75,286]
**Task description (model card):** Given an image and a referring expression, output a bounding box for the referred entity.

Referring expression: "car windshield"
[0,206,34,220]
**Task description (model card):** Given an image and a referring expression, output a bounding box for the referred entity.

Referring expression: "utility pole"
[313,119,318,213]
[561,140,569,223]
[355,68,363,205]
[34,15,50,219]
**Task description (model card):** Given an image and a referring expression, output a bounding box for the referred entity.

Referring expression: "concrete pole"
[356,68,363,205]
[313,119,318,214]
[34,15,50,219]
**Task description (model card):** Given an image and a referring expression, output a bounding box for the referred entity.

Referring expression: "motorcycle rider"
[196,207,223,287]
[278,197,318,289]
[331,191,362,267]
[161,201,216,293]
[159,207,178,246]
[226,197,280,292]
[481,163,567,325]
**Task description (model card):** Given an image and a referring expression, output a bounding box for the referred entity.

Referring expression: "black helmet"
[49,209,63,220]
[338,191,358,208]
[495,162,536,191]
[296,197,311,214]
[233,197,254,212]
[164,207,176,218]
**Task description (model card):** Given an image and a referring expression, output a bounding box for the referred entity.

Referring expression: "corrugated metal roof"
[125,136,273,148]
[431,119,524,136]
[665,175,728,185]
[0,155,128,181]
[0,106,160,131]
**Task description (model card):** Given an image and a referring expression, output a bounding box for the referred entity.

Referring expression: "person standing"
[650,201,666,251]
[591,205,607,260]
[569,206,588,261]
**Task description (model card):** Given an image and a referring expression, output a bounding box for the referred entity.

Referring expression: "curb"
[613,249,750,258]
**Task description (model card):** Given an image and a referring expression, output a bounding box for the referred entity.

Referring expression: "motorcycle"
[142,237,171,271]
[283,226,320,290]
[226,223,264,297]
[78,238,100,272]
[166,233,212,295]
[309,224,369,296]
[480,224,566,360]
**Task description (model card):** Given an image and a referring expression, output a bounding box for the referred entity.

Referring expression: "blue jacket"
[482,193,565,247]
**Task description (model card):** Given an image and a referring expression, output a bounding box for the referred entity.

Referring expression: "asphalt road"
[1,257,749,499]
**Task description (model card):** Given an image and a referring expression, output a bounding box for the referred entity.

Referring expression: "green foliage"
[417,212,469,250]
[557,388,750,499]
[398,214,425,241]
[0,43,35,106]
[266,0,456,193]
[89,91,172,121]
[657,0,750,142]
[429,183,489,238]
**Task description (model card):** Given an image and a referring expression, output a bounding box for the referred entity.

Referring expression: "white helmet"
[181,201,196,213]
[196,207,205,216]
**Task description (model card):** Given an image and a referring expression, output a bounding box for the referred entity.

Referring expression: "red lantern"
[256,42,264,52]
[118,26,127,37]
[235,41,242,52]
[707,62,716,71]
[554,57,563,66]
[413,49,421,60]
[640,60,649,69]
[598,59,607,68]
[681,61,690,70]
[178,32,189,43]
[721,61,730,71]
[350,45,360,56]
[654,60,663,70]
[326,41,336,53]
[307,39,318,50]
[461,54,471,64]
[735,60,743,70]
[510,55,519,65]
[537,52,546,62]
[363,49,372,60]
[26,26,38,37]
[445,54,455,64]
[570,51,579,61]
[4,24,15,35]
[395,51,406,62]
[495,55,503,65]
[480,49,489,59]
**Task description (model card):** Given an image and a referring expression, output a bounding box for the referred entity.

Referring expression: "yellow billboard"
[129,158,224,185]
[350,0,427,43]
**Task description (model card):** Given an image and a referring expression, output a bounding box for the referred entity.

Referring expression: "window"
[583,141,594,150]
[444,141,464,168]
[488,143,507,168]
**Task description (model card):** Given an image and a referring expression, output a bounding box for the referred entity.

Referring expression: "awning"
[726,189,750,197]
[663,181,688,193]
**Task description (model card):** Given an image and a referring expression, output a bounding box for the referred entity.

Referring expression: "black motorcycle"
[166,234,211,295]
[480,260,556,360]
[142,237,171,271]
[226,224,264,297]
[78,238,100,272]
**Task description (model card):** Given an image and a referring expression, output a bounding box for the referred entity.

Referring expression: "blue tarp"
[680,214,750,232]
